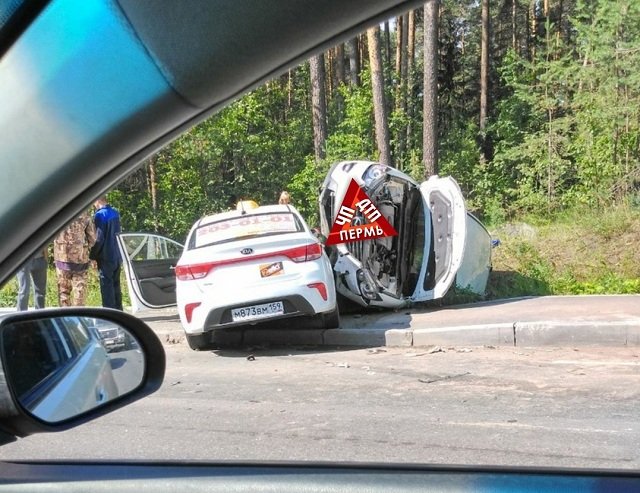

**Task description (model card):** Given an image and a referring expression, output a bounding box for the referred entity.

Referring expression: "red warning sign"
[325,179,398,246]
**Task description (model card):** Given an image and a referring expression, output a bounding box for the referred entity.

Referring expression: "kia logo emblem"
[241,248,253,255]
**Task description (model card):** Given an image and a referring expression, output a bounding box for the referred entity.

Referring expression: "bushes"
[488,206,640,299]
[0,268,130,309]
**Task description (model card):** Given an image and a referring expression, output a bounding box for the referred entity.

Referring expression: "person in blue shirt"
[90,196,123,310]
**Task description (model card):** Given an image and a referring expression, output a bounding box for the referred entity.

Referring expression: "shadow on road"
[211,346,367,358]
[109,357,127,370]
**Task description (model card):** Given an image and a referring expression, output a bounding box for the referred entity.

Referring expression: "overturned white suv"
[319,161,492,309]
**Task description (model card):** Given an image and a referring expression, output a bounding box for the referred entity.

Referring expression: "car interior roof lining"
[116,0,425,108]
[0,0,423,285]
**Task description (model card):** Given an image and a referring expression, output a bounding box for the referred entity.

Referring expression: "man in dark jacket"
[90,196,123,310]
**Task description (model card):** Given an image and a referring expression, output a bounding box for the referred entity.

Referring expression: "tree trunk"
[558,0,564,42]
[525,3,530,59]
[335,44,346,87]
[309,54,328,161]
[394,13,410,167]
[383,22,393,89]
[406,9,417,157]
[401,13,409,84]
[407,10,416,66]
[530,0,538,60]
[334,44,346,118]
[326,49,334,100]
[346,37,360,86]
[395,15,404,77]
[480,0,490,133]
[287,70,293,114]
[423,0,439,178]
[146,157,159,232]
[384,21,392,68]
[512,0,517,52]
[367,26,392,166]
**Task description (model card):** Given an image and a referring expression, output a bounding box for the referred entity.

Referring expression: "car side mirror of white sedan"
[0,308,165,445]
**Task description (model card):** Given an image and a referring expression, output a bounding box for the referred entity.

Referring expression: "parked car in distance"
[88,318,137,353]
[319,161,492,309]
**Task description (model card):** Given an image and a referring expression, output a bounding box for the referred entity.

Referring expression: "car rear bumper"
[178,256,337,334]
[181,290,336,335]
[201,294,317,331]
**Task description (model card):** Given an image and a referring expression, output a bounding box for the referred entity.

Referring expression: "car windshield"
[1,0,640,476]
[190,212,303,249]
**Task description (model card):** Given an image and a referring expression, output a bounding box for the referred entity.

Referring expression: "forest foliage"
[3,0,639,308]
[109,0,640,243]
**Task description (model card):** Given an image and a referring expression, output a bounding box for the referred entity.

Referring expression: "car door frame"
[117,233,183,312]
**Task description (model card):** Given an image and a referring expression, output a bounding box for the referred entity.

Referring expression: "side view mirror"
[0,308,165,442]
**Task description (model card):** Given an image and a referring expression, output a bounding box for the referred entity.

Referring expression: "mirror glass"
[1,316,145,424]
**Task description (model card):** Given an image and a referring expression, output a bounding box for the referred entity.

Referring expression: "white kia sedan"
[118,204,339,350]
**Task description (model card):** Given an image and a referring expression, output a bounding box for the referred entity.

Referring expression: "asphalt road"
[109,347,145,396]
[1,343,639,470]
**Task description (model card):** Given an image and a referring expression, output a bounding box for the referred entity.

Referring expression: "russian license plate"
[231,301,284,322]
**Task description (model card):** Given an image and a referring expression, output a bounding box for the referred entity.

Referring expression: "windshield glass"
[1,0,639,475]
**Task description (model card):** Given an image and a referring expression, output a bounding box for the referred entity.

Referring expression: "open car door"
[412,176,467,301]
[117,233,183,313]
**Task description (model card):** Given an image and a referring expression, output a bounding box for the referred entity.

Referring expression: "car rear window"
[190,212,303,249]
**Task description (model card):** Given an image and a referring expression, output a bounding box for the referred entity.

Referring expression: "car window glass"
[123,235,182,261]
[191,212,303,249]
[3,319,73,399]
[57,317,90,354]
[50,320,74,359]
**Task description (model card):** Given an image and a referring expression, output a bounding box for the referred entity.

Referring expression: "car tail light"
[304,242,323,261]
[307,282,328,301]
[175,263,214,281]
[184,302,201,323]
[285,242,322,262]
[176,242,323,281]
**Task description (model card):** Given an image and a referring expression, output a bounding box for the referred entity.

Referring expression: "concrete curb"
[323,327,386,346]
[514,320,640,347]
[399,320,640,348]
[149,320,640,349]
[139,302,640,348]
[411,323,514,347]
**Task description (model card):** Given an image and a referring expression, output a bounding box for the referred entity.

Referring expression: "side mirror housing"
[0,308,165,443]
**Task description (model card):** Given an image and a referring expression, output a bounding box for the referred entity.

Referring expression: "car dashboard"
[0,461,638,492]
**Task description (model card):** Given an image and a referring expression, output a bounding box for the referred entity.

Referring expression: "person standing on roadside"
[90,196,123,310]
[54,212,96,306]
[16,247,48,311]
